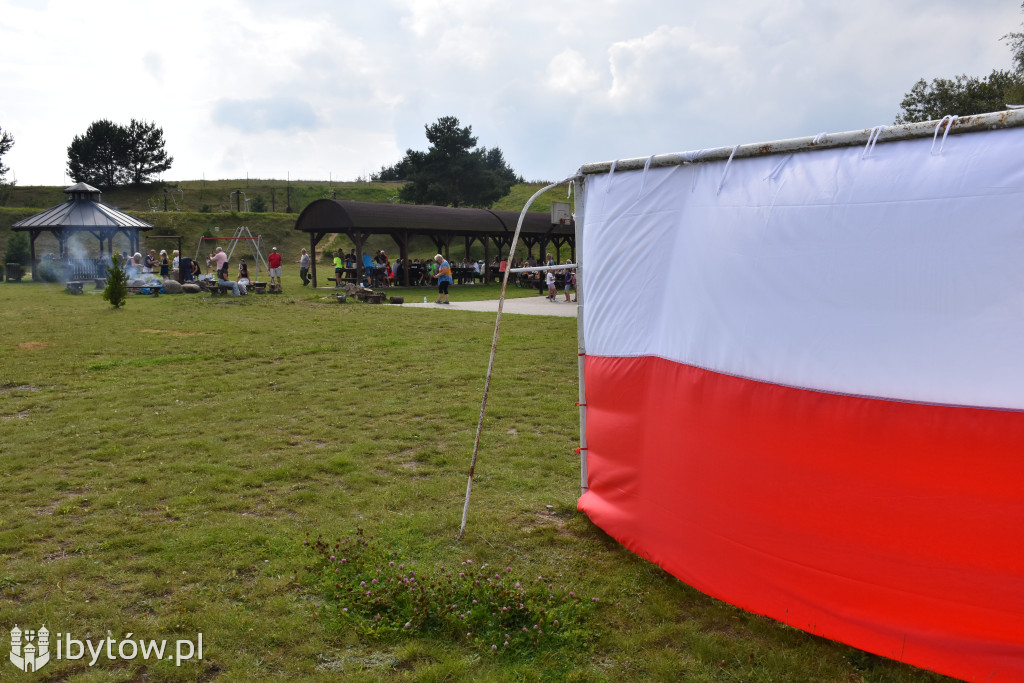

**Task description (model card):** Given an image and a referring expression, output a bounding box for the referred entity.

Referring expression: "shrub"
[5,231,30,265]
[103,253,128,308]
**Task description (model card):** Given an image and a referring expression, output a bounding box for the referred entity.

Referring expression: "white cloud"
[142,53,164,83]
[545,49,602,95]
[0,0,1021,185]
[212,98,320,133]
[606,25,750,106]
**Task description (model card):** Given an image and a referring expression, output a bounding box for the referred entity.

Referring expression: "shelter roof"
[293,199,572,237]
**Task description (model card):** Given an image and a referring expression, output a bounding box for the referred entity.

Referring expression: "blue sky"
[0,0,1020,186]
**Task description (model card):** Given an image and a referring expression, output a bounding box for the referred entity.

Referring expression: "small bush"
[103,253,128,308]
[5,231,30,265]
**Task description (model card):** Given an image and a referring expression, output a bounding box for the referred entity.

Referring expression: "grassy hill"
[0,180,573,266]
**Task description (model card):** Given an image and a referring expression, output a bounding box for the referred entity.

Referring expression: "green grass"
[0,281,953,681]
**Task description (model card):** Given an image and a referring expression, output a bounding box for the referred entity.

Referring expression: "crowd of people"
[115,245,577,302]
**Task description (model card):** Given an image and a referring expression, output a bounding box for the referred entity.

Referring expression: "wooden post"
[391,230,411,287]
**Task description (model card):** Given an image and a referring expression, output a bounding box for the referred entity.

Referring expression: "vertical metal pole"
[574,180,589,493]
[458,178,572,540]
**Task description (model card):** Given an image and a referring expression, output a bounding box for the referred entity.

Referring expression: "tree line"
[894,3,1024,122]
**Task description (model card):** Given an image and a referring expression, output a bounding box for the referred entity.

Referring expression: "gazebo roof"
[12,184,154,231]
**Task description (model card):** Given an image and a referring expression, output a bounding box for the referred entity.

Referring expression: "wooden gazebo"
[11,183,154,280]
[293,199,575,287]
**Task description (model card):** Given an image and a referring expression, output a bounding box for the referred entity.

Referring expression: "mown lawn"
[0,280,953,682]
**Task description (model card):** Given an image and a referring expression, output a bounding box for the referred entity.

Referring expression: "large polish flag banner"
[577,126,1024,682]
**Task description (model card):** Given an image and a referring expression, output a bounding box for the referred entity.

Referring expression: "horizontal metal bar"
[579,109,1024,175]
[509,264,576,273]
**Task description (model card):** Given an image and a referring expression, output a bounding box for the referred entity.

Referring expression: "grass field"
[0,278,953,682]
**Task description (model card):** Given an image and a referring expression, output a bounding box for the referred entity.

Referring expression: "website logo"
[10,624,50,673]
[8,624,203,672]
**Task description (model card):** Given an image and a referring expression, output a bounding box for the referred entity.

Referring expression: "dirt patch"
[17,342,49,350]
[138,329,210,338]
[0,385,38,393]
[0,411,29,421]
[523,510,568,532]
[43,547,73,563]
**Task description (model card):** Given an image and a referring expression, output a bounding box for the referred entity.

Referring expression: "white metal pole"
[577,110,1024,176]
[457,177,574,540]
[574,180,588,493]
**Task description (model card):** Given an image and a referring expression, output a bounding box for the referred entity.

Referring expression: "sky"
[0,0,1021,187]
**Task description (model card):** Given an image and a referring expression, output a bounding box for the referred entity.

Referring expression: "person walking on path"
[268,247,283,292]
[299,249,311,286]
[432,253,453,304]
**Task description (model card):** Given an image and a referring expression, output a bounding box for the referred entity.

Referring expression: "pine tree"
[103,253,129,309]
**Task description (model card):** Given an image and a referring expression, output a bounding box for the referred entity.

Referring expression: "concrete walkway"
[401,295,578,317]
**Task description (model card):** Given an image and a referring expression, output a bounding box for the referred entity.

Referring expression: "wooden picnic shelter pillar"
[347,231,371,287]
[482,238,490,283]
[28,229,39,280]
[486,235,511,283]
[54,230,68,259]
[431,232,453,261]
[464,235,479,261]
[390,229,411,287]
[308,231,328,288]
[551,236,569,263]
[521,236,539,262]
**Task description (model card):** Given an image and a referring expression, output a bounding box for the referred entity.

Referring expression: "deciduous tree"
[895,5,1024,123]
[894,70,1023,123]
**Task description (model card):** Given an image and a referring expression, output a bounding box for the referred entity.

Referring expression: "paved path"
[401,295,578,317]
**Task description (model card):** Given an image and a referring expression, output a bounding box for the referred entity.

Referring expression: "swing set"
[193,226,269,281]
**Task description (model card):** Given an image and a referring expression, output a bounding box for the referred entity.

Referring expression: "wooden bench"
[65,281,84,294]
[93,277,107,289]
[210,283,236,295]
[326,275,357,286]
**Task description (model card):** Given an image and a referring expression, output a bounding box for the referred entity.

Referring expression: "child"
[546,269,557,301]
